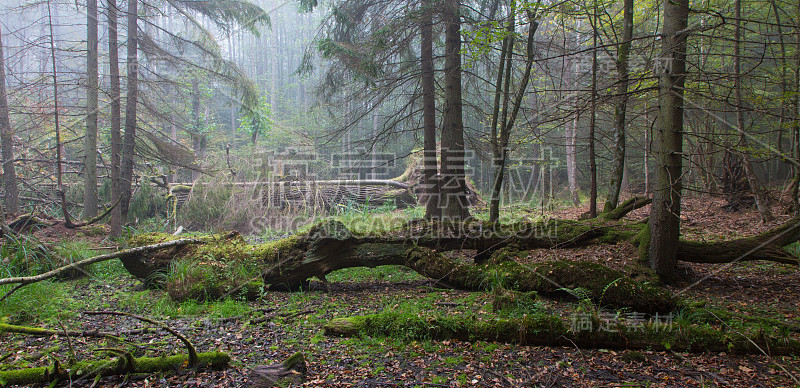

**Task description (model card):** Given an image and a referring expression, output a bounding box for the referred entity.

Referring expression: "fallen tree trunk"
[323,310,800,355]
[0,352,229,387]
[122,221,674,313]
[676,217,800,264]
[119,217,800,312]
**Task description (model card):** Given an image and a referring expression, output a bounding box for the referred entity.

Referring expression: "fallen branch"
[0,352,229,386]
[0,238,202,301]
[83,311,198,367]
[599,196,652,220]
[0,323,116,339]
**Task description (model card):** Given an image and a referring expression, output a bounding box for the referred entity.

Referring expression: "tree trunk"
[588,4,599,218]
[604,0,633,212]
[191,79,204,181]
[648,0,689,280]
[489,9,514,223]
[734,0,773,222]
[490,8,538,223]
[0,25,18,214]
[120,0,139,222]
[440,0,470,221]
[108,0,122,235]
[84,0,99,219]
[421,0,439,220]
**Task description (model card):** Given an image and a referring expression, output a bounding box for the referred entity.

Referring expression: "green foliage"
[0,235,55,278]
[325,265,424,283]
[128,180,167,222]
[164,256,262,302]
[176,181,232,231]
[175,0,270,36]
[237,96,273,141]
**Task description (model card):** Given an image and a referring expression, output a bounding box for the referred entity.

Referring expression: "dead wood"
[0,238,202,301]
[249,352,307,387]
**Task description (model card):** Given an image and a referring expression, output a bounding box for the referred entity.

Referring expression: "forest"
[0,0,799,386]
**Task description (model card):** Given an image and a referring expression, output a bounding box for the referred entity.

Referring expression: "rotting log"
[675,217,800,264]
[323,311,800,355]
[122,221,674,313]
[249,352,307,387]
[119,217,800,311]
[0,352,229,387]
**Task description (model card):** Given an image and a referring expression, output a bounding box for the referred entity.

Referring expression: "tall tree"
[421,0,439,220]
[120,0,139,222]
[440,0,470,221]
[734,0,773,222]
[84,0,99,218]
[108,0,122,234]
[587,0,599,218]
[488,4,538,223]
[603,0,633,212]
[0,25,18,214]
[648,0,689,280]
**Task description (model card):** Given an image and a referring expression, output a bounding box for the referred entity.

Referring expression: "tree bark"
[120,0,139,222]
[84,0,99,219]
[0,25,18,214]
[421,0,439,220]
[490,9,538,223]
[108,0,122,235]
[440,0,470,221]
[588,3,599,218]
[604,0,633,212]
[734,0,773,222]
[648,0,688,280]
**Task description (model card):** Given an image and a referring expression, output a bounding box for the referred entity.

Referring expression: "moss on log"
[122,218,800,311]
[0,352,230,386]
[632,217,800,265]
[599,196,651,220]
[323,311,800,355]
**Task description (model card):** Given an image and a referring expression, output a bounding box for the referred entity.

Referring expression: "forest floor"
[2,196,800,387]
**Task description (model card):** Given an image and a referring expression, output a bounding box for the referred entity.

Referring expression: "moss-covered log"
[122,221,673,312]
[599,196,651,220]
[675,217,800,264]
[120,218,800,311]
[323,311,800,355]
[0,352,230,386]
[0,323,114,338]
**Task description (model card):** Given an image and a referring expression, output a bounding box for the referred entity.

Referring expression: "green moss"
[0,352,230,386]
[324,310,800,355]
[634,223,651,264]
[127,232,182,247]
[493,260,675,313]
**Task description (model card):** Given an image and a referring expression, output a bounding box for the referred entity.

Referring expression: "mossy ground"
[1,258,799,386]
[3,200,800,385]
